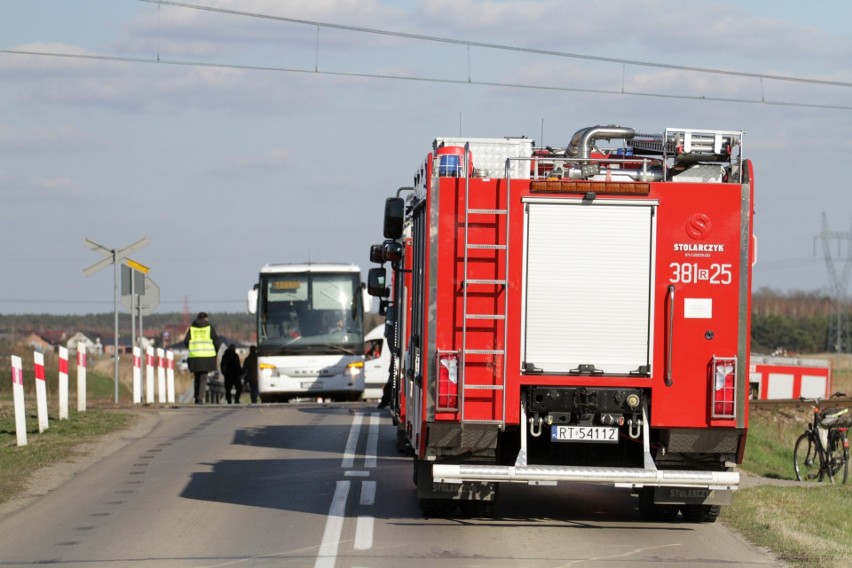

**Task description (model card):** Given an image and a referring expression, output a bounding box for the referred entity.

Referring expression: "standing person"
[220,344,242,404]
[183,312,221,404]
[243,345,259,403]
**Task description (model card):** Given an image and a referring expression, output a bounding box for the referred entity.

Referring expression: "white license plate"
[301,381,323,390]
[551,425,619,443]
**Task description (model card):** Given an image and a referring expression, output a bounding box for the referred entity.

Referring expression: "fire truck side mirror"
[367,267,389,297]
[369,244,384,264]
[384,305,397,352]
[378,299,389,316]
[383,197,405,239]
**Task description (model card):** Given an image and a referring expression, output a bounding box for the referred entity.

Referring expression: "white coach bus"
[247,263,369,402]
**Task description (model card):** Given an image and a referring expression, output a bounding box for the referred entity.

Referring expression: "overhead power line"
[2,47,851,112]
[2,1,850,111]
[140,0,852,89]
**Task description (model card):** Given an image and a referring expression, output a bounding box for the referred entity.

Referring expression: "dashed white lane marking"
[360,480,376,506]
[317,414,380,566]
[354,515,374,550]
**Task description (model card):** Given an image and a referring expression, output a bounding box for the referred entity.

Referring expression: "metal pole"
[113,250,119,404]
[130,270,136,363]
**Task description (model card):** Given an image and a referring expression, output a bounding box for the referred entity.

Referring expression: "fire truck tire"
[459,498,496,518]
[682,504,721,523]
[637,488,679,522]
[396,429,412,454]
[419,498,458,517]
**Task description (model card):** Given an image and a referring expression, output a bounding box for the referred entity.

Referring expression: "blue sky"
[1,0,851,315]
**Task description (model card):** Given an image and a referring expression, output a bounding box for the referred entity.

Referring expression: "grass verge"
[720,386,852,568]
[0,405,135,504]
[722,485,851,568]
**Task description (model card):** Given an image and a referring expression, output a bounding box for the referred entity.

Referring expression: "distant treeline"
[751,288,849,354]
[0,289,849,355]
[0,312,256,344]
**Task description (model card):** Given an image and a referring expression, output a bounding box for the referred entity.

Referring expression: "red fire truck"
[368,125,754,523]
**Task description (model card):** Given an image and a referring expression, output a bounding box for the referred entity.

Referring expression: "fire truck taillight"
[437,352,459,411]
[711,356,737,419]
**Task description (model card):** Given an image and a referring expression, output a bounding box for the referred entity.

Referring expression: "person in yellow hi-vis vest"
[183,312,221,404]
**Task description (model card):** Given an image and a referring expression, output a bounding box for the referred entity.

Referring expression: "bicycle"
[793,392,850,484]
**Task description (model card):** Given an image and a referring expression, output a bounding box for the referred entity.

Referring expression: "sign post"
[83,237,150,403]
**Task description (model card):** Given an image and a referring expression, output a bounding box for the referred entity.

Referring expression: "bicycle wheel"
[827,431,849,484]
[793,432,821,482]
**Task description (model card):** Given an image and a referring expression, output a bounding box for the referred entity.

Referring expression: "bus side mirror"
[247,285,258,315]
[367,267,389,297]
[361,282,372,314]
[383,197,405,239]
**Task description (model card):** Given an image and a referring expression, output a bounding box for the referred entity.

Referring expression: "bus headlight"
[346,361,364,378]
[259,363,279,379]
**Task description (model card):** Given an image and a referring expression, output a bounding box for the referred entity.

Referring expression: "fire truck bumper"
[432,463,739,491]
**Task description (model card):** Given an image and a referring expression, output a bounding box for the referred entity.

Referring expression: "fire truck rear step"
[433,402,739,491]
[432,463,739,490]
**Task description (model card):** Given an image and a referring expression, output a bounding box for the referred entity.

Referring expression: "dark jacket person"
[183,312,221,404]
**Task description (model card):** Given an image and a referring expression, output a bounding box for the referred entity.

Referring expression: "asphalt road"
[0,403,784,567]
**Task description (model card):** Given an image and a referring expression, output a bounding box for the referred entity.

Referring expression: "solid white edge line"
[342,414,363,468]
[365,413,379,468]
[315,480,351,568]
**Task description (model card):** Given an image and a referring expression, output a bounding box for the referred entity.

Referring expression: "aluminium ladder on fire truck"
[456,142,509,428]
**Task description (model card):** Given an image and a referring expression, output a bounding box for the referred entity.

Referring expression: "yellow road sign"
[124,259,150,274]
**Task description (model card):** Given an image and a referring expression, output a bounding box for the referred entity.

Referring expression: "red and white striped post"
[34,351,49,433]
[77,344,87,412]
[145,346,155,404]
[58,346,69,420]
[132,346,142,404]
[11,356,27,446]
[157,348,166,403]
[166,350,175,404]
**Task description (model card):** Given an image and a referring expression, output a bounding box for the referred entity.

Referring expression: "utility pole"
[815,214,852,353]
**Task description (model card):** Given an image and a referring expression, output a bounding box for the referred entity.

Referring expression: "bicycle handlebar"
[799,391,847,403]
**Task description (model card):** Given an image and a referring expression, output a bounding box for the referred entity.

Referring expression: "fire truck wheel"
[682,504,721,523]
[396,430,412,454]
[459,499,496,518]
[419,498,458,517]
[637,488,679,522]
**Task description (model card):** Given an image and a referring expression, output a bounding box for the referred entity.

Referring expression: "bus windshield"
[258,271,364,356]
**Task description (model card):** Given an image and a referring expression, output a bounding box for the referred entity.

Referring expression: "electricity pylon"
[816,213,852,352]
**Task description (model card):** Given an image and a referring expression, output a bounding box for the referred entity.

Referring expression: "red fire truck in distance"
[368,125,754,522]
